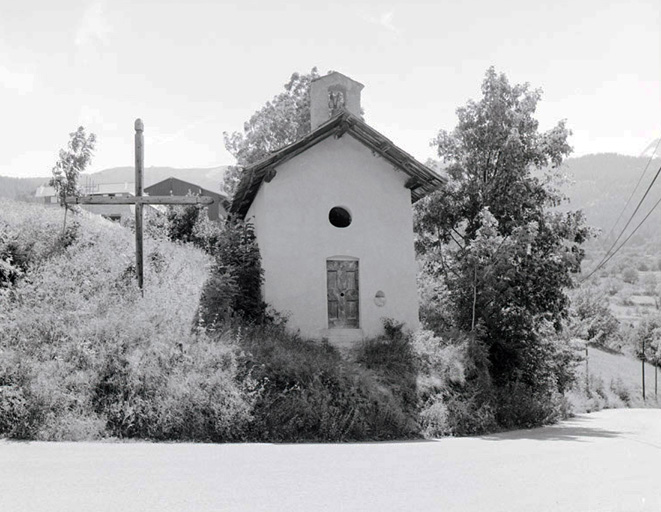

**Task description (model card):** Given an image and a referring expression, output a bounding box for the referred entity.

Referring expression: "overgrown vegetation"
[0,200,252,441]
[414,67,592,430]
[0,202,424,441]
[3,68,656,443]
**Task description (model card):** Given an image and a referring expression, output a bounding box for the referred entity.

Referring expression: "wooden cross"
[67,119,213,289]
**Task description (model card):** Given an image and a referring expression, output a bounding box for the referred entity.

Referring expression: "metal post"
[134,119,144,291]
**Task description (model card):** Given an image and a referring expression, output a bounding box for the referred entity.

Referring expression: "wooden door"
[327,260,359,328]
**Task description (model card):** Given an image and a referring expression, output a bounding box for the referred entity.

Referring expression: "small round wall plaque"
[374,290,386,307]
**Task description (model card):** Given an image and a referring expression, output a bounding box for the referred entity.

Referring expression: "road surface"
[1,409,660,512]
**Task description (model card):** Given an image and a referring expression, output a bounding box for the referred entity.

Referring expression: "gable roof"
[145,177,229,210]
[230,111,446,218]
[144,176,225,199]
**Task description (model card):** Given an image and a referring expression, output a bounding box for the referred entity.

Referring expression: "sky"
[0,0,659,178]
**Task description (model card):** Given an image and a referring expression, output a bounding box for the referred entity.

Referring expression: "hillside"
[0,176,49,201]
[0,201,423,442]
[1,165,230,202]
[80,165,229,193]
[560,153,661,241]
[569,345,661,412]
[559,154,661,328]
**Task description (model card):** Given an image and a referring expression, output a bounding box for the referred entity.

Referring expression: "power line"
[602,138,661,243]
[581,161,661,281]
[580,165,661,283]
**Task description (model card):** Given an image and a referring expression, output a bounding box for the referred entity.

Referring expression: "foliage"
[221,68,320,198]
[642,273,658,296]
[567,285,620,347]
[166,203,202,243]
[0,201,256,441]
[415,67,591,427]
[622,266,639,284]
[197,219,266,327]
[0,200,79,289]
[566,344,661,414]
[49,127,96,208]
[237,321,417,442]
[633,314,661,364]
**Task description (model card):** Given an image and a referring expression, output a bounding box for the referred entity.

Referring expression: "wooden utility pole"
[66,119,214,290]
[585,345,589,395]
[134,119,145,290]
[642,337,646,401]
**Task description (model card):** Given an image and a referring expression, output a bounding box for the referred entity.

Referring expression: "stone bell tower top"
[310,71,364,130]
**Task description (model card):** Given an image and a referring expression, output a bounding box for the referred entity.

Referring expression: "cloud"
[0,64,35,95]
[145,117,214,146]
[363,10,401,35]
[377,11,399,34]
[75,1,112,47]
[77,105,118,132]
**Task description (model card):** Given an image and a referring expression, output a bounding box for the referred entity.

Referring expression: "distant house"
[35,185,58,205]
[78,182,136,222]
[35,182,137,222]
[145,177,227,221]
[230,72,444,345]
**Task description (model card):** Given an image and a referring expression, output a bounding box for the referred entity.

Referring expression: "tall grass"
[0,201,252,441]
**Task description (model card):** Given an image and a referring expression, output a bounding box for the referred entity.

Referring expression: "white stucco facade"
[246,134,420,343]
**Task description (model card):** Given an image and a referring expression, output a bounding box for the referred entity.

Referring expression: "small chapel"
[230,72,444,345]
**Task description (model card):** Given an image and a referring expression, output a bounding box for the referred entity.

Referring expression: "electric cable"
[580,164,661,283]
[602,138,661,244]
[581,161,661,281]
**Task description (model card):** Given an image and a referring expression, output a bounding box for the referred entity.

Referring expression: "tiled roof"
[230,111,445,218]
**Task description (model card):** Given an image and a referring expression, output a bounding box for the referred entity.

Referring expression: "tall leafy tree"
[415,67,592,394]
[221,68,320,198]
[50,126,97,209]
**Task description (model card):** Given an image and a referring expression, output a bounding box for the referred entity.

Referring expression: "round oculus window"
[329,206,352,228]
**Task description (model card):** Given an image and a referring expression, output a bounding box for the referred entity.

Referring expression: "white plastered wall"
[246,135,420,342]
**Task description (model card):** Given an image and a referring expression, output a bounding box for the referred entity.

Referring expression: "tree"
[642,272,657,296]
[622,266,639,285]
[415,68,592,396]
[634,315,661,365]
[567,285,620,347]
[197,220,265,327]
[50,127,97,209]
[221,68,320,198]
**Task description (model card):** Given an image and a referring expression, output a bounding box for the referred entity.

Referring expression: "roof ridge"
[230,113,445,217]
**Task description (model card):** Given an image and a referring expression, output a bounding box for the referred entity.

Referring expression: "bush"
[622,267,639,284]
[0,201,259,441]
[197,220,266,326]
[236,322,418,442]
[92,335,253,441]
[411,329,498,436]
[494,381,563,429]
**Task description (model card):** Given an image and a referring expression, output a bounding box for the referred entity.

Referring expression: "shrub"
[494,381,563,430]
[622,267,639,284]
[411,329,498,436]
[235,323,418,442]
[166,203,202,244]
[0,202,260,442]
[198,220,266,326]
[92,335,253,441]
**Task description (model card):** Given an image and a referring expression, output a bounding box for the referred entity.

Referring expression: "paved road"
[2,409,661,512]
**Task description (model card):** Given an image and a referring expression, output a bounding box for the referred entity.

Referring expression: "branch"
[449,231,466,252]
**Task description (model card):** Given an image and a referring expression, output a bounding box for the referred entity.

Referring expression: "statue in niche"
[328,90,345,117]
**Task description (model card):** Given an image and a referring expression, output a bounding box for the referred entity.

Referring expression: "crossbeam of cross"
[66,119,213,289]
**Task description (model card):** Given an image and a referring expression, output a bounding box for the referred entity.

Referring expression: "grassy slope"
[570,345,661,411]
